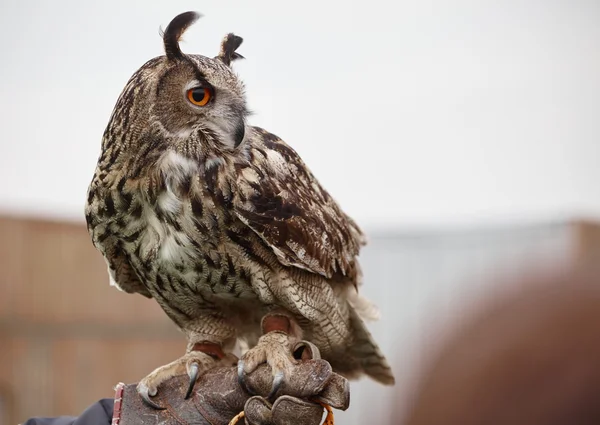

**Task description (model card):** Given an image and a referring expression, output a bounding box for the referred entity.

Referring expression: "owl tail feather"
[346,287,380,322]
[328,305,396,386]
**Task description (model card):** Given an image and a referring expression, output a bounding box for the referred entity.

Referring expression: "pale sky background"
[1,0,599,231]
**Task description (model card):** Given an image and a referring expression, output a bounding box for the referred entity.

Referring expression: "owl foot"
[137,344,232,409]
[237,330,298,400]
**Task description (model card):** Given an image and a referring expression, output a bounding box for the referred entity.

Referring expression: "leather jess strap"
[191,342,226,360]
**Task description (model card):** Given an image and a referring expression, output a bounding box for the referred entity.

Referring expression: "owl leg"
[237,313,302,399]
[137,315,237,409]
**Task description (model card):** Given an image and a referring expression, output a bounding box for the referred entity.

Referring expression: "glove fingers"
[244,396,273,425]
[271,396,325,425]
[283,360,333,398]
[310,373,350,411]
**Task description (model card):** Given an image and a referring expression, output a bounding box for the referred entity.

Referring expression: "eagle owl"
[85,11,395,408]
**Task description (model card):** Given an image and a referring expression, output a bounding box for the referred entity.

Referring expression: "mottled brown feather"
[84,11,395,389]
[162,11,201,61]
[234,127,365,280]
[217,33,245,66]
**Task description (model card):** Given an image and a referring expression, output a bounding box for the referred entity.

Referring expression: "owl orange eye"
[187,87,212,106]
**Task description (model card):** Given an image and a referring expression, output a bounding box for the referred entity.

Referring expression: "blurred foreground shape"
[1,215,600,424]
[402,260,600,425]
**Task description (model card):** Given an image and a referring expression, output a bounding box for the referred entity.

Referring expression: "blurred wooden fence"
[0,216,182,424]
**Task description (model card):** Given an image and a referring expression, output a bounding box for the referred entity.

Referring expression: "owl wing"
[233,127,365,280]
[85,185,153,299]
[98,240,153,299]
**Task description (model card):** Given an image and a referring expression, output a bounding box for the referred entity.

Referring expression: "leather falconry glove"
[112,340,350,425]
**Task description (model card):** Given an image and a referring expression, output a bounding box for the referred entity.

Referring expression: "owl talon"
[138,384,165,410]
[267,371,284,401]
[237,360,257,395]
[237,360,285,400]
[185,362,200,399]
[237,330,296,400]
[137,350,220,407]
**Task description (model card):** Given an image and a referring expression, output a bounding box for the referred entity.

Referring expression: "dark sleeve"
[23,399,114,425]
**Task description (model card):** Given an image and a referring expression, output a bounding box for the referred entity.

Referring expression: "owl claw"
[237,359,284,400]
[237,360,257,395]
[138,384,165,410]
[267,371,284,400]
[137,350,221,408]
[184,362,200,399]
[237,331,296,399]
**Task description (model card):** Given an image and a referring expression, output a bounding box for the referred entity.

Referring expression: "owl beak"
[233,118,245,148]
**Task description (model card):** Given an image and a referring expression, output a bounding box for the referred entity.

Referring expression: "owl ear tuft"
[217,33,245,66]
[162,11,201,61]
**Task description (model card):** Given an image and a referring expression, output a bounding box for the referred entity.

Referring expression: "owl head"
[106,11,248,158]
